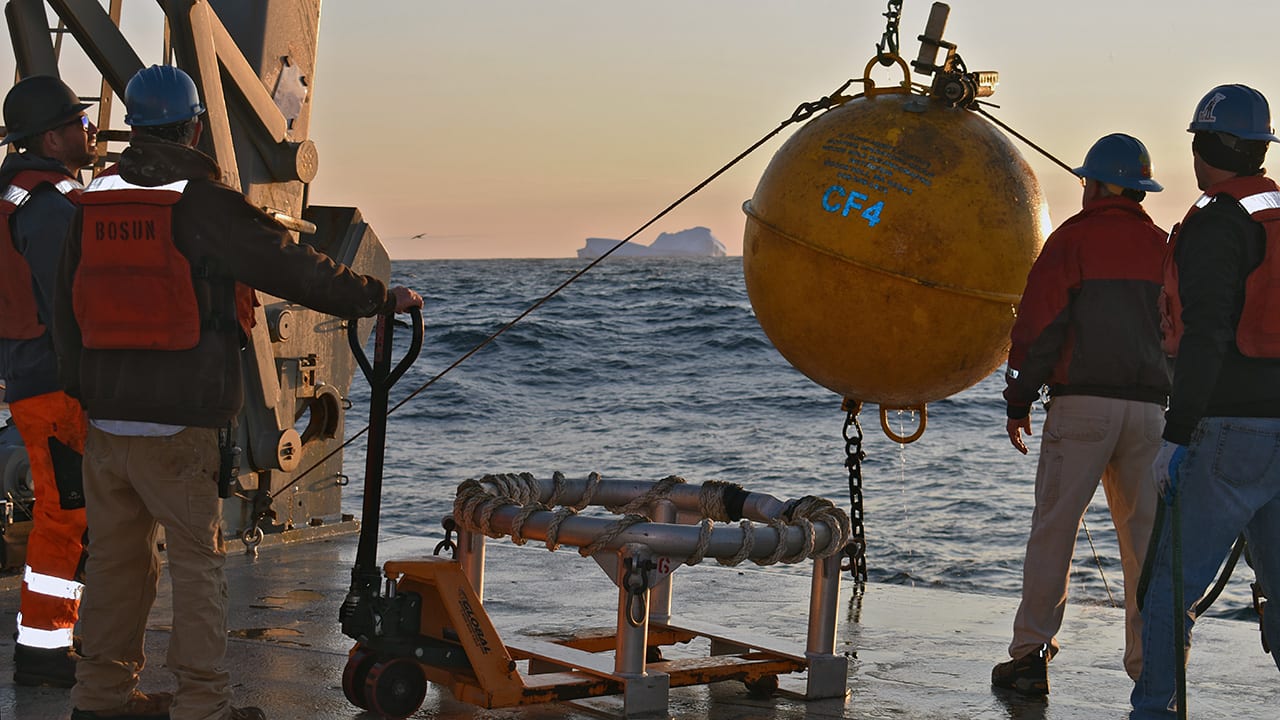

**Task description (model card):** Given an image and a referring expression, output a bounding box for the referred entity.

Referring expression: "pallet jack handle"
[345,308,424,595]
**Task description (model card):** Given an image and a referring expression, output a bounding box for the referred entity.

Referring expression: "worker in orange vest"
[0,75,98,687]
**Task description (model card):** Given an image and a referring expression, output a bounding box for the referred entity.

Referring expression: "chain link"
[841,403,867,583]
[875,0,905,66]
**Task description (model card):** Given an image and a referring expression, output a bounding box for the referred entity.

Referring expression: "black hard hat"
[2,75,90,146]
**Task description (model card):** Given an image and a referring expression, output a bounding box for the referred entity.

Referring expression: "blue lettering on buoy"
[861,200,883,227]
[841,190,867,217]
[822,185,884,228]
[821,185,846,212]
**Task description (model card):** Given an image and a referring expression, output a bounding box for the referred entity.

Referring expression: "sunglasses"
[61,115,90,131]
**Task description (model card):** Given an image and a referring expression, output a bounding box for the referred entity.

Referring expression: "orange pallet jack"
[338,312,849,718]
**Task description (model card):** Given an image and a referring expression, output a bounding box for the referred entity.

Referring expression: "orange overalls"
[10,392,87,649]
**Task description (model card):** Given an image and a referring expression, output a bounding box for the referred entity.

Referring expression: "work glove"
[1152,440,1188,505]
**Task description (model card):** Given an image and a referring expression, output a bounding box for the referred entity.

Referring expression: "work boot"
[13,643,77,688]
[70,690,173,719]
[991,644,1049,696]
[229,707,266,720]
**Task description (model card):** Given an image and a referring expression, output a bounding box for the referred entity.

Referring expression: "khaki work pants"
[1009,395,1162,681]
[71,426,230,720]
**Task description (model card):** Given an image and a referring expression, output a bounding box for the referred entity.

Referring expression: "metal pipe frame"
[648,501,676,625]
[460,502,842,564]
[475,475,811,524]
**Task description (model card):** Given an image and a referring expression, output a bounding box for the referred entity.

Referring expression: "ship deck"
[1,530,1276,720]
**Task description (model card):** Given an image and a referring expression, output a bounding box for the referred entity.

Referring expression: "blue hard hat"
[1073,133,1163,192]
[1187,84,1279,142]
[123,65,206,127]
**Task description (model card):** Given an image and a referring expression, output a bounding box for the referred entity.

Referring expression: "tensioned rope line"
[262,80,858,505]
[975,105,1079,177]
[1081,518,1119,608]
[258,79,1108,614]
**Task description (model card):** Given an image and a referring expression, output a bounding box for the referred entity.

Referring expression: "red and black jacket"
[1003,195,1171,419]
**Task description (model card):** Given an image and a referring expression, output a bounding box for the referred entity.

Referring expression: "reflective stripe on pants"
[10,390,87,650]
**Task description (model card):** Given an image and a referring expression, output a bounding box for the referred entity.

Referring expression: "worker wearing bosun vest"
[1133,84,1280,719]
[54,65,422,720]
[0,75,98,688]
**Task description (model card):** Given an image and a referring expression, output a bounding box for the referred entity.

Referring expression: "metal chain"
[875,0,904,65]
[841,401,868,583]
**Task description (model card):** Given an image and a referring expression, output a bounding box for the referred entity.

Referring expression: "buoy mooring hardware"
[743,11,1047,421]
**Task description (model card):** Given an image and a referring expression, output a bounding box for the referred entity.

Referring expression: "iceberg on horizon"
[577,226,726,259]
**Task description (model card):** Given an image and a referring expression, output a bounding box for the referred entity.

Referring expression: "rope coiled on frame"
[451,473,851,567]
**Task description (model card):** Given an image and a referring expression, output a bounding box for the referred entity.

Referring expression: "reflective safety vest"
[75,175,198,349]
[0,171,82,339]
[1161,175,1280,357]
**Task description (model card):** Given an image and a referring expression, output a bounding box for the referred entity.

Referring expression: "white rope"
[581,514,650,557]
[543,506,577,551]
[686,519,715,566]
[718,519,754,566]
[787,496,852,559]
[755,517,792,566]
[451,474,851,566]
[549,470,569,506]
[575,471,602,510]
[509,501,546,545]
[607,474,685,515]
[698,480,738,522]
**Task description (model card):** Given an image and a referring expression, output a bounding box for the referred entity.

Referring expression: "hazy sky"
[6,1,1280,259]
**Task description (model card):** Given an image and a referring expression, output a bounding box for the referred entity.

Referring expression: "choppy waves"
[342,257,1257,620]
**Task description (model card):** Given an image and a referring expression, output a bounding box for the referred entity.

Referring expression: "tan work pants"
[1009,395,1162,681]
[71,426,230,720]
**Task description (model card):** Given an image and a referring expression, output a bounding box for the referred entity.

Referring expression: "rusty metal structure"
[2,0,387,548]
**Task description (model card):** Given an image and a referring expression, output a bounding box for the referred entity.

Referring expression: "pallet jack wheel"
[744,673,779,697]
[342,645,377,709]
[365,657,428,719]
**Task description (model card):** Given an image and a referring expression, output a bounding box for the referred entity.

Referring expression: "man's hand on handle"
[391,286,423,312]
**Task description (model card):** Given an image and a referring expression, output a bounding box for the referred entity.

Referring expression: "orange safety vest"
[1161,175,1280,357]
[75,174,256,350]
[0,170,82,339]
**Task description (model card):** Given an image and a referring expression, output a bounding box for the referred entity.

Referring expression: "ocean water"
[342,257,1257,620]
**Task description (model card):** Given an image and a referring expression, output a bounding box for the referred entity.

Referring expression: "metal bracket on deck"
[343,474,851,717]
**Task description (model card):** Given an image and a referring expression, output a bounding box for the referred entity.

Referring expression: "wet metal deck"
[1,532,1276,719]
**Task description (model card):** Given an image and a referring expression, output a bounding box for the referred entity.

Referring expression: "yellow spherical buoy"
[743,86,1047,430]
